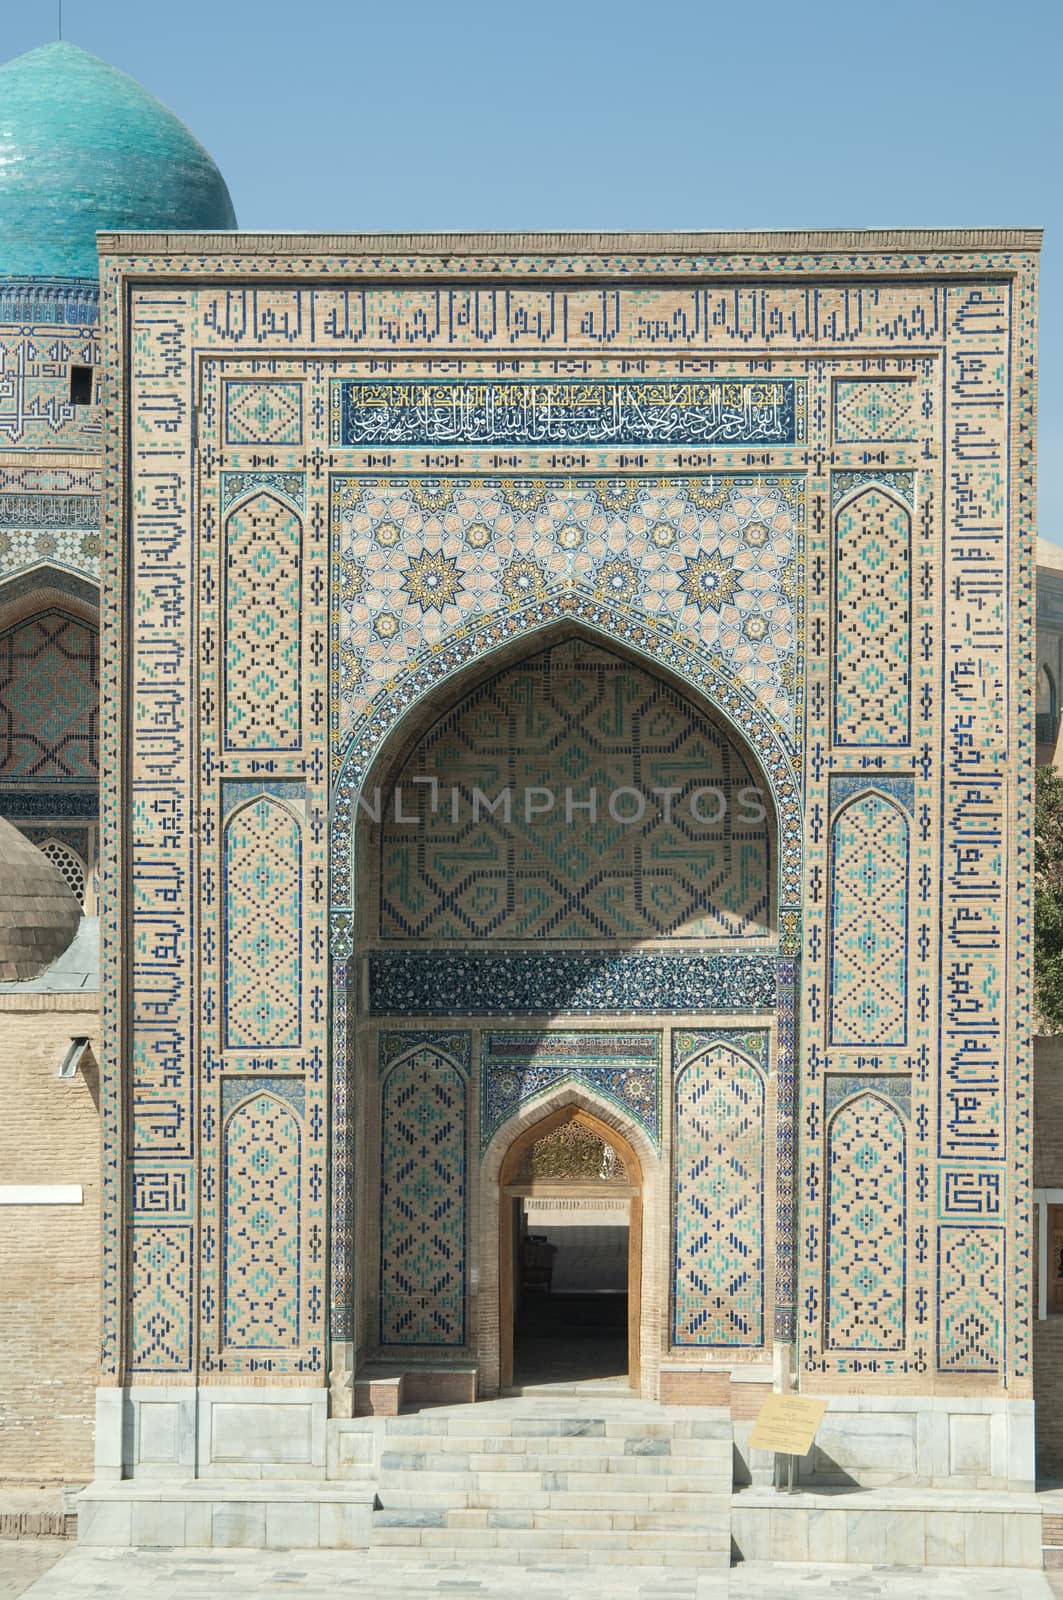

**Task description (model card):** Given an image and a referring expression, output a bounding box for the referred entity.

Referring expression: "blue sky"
[11,0,1062,529]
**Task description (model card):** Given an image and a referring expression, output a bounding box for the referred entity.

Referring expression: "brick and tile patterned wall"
[0,1000,101,1478]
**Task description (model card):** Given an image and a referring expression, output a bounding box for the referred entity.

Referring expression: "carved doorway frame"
[498,1105,643,1391]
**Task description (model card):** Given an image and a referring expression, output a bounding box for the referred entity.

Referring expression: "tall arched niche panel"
[672,1038,767,1348]
[222,1091,302,1349]
[378,1035,469,1347]
[828,790,910,1047]
[833,484,911,747]
[826,1091,907,1352]
[223,795,302,1051]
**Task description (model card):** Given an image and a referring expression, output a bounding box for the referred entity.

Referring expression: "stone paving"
[1,1546,1057,1599]
[0,1542,65,1600]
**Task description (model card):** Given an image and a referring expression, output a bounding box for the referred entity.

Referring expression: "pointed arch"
[222,1090,302,1348]
[332,609,801,933]
[374,637,773,944]
[825,1090,907,1351]
[222,793,302,1049]
[673,1040,766,1348]
[828,789,909,1046]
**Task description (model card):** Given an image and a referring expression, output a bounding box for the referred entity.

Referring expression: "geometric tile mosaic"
[224,380,303,446]
[223,1092,301,1348]
[833,483,911,746]
[380,640,773,942]
[826,1091,906,1351]
[129,1224,193,1373]
[333,474,803,743]
[828,791,909,1046]
[834,380,917,444]
[379,1035,468,1346]
[937,1226,1004,1373]
[224,491,302,751]
[0,608,98,779]
[672,1038,765,1347]
[223,795,302,1050]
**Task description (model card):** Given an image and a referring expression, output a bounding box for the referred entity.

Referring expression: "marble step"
[372,1434,732,1462]
[366,1527,729,1568]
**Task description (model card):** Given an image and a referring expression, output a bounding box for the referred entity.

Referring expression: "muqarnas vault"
[95,228,1037,1487]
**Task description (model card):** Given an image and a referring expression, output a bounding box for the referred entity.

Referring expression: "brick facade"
[0,997,101,1481]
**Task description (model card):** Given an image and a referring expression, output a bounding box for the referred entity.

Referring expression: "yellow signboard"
[748,1394,829,1455]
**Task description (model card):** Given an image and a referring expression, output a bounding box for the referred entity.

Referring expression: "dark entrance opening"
[513,1194,629,1386]
[499,1108,642,1391]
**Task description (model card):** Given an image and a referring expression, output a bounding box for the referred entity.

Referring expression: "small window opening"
[69,365,94,406]
[1050,1204,1063,1315]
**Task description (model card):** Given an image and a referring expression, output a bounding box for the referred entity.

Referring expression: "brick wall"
[0,998,101,1482]
[1035,1035,1063,1476]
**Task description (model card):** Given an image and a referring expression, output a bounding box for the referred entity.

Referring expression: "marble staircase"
[337,1396,733,1568]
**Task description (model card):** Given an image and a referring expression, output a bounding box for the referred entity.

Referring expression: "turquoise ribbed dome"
[0,41,237,280]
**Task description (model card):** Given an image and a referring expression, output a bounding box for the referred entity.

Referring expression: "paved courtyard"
[1,1545,1058,1600]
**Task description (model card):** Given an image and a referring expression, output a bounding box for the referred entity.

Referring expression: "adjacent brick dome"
[0,815,81,982]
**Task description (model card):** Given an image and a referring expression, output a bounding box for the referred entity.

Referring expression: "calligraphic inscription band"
[331,379,804,448]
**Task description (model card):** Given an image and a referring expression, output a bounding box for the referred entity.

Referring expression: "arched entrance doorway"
[344,630,789,1406]
[498,1106,643,1390]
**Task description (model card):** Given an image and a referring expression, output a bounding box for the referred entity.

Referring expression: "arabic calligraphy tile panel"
[937,1226,1004,1373]
[223,491,302,751]
[834,380,917,443]
[223,1092,301,1349]
[379,1038,467,1346]
[380,639,772,942]
[0,321,100,452]
[334,474,803,743]
[481,1031,661,1151]
[673,1040,765,1348]
[332,379,805,448]
[833,484,911,746]
[829,792,909,1047]
[0,609,98,780]
[223,796,302,1050]
[826,1093,906,1351]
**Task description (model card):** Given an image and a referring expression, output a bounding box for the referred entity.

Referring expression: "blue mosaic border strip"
[331,378,805,448]
[0,277,99,324]
[0,788,98,818]
[368,950,778,1014]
